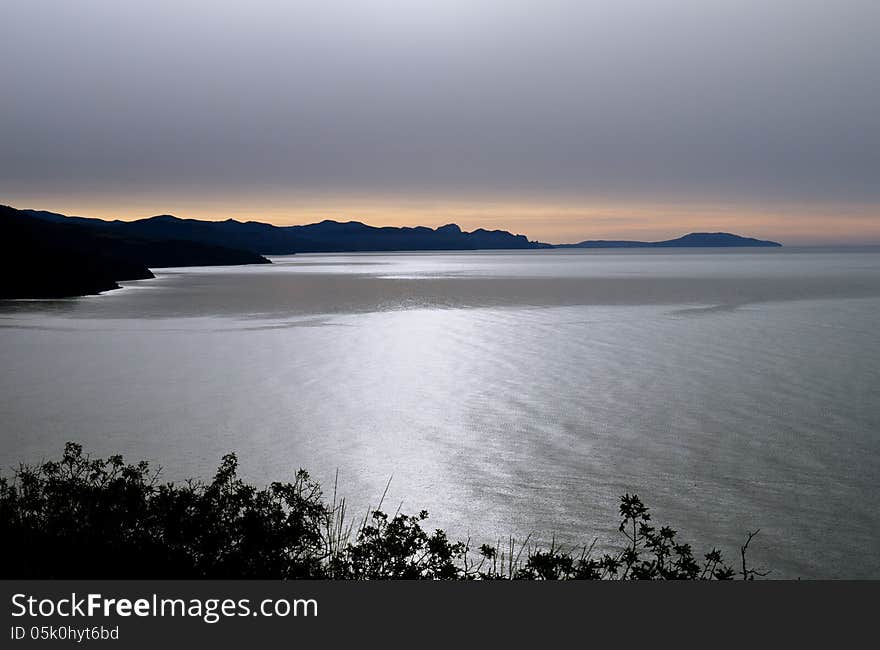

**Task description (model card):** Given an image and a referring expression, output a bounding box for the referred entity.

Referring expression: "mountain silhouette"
[1,205,269,298]
[4,206,784,299]
[22,209,781,252]
[556,232,782,248]
[22,210,552,253]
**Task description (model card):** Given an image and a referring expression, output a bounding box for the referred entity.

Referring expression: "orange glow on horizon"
[5,191,880,246]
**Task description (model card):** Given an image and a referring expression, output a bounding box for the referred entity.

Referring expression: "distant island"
[556,232,782,248]
[2,204,782,298]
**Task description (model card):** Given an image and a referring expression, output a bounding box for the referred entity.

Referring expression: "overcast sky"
[2,0,879,242]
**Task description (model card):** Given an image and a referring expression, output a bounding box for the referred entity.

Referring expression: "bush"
[0,443,763,579]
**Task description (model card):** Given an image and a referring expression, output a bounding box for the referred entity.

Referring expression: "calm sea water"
[1,248,879,578]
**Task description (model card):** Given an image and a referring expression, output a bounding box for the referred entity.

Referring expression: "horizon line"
[8,203,791,246]
[6,200,880,247]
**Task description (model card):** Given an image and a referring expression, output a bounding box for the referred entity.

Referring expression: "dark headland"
[2,204,782,298]
[0,205,270,299]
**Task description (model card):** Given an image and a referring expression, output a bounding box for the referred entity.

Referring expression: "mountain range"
[2,204,782,298]
[21,209,550,253]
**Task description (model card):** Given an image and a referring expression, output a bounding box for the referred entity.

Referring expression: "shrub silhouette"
[0,443,761,579]
[0,443,326,578]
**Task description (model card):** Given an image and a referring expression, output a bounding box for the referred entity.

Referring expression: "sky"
[2,0,879,244]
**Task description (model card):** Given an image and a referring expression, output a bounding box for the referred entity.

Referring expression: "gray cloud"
[2,0,879,203]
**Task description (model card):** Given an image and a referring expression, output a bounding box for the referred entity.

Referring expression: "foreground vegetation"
[0,443,765,579]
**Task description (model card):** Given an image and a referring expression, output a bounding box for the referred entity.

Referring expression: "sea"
[1,247,879,578]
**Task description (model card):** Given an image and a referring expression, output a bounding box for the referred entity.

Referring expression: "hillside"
[22,210,551,253]
[1,205,270,298]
